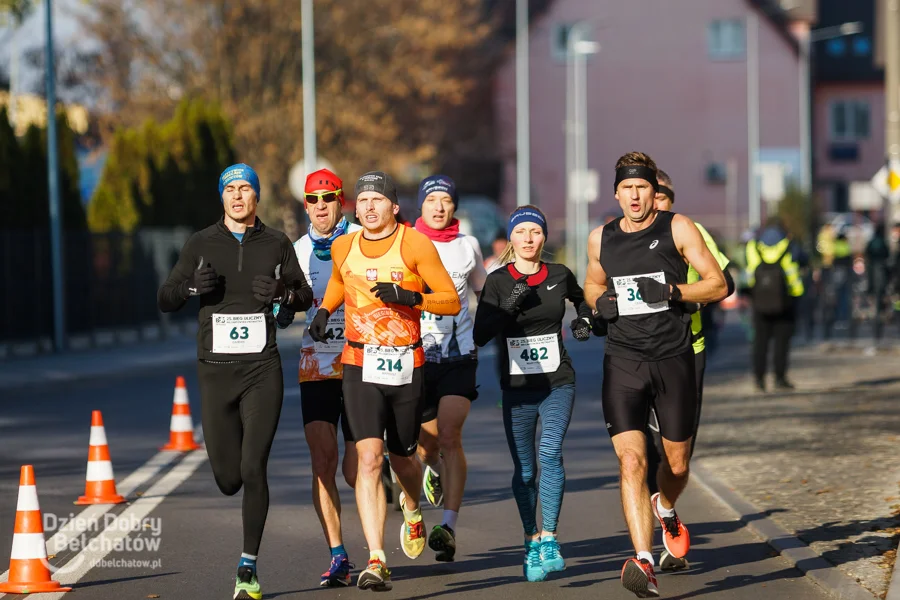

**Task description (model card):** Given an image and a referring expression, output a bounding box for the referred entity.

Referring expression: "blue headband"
[219,163,261,201]
[418,175,458,209]
[507,207,547,240]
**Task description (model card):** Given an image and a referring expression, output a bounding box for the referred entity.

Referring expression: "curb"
[691,461,879,600]
[887,543,900,600]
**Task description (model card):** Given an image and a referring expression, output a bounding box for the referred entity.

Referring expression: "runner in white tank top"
[276,168,361,587]
[412,175,487,561]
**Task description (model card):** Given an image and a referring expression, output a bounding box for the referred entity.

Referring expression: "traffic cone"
[0,465,72,593]
[161,376,201,452]
[75,410,126,505]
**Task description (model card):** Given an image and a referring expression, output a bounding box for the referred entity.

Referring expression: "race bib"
[212,313,267,354]
[314,312,347,353]
[421,311,453,335]
[506,334,561,376]
[612,272,670,316]
[362,345,415,386]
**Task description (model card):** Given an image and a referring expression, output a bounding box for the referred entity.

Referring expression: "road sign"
[870,159,900,203]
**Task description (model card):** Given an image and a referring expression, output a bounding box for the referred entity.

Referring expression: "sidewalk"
[0,326,306,392]
[696,331,900,599]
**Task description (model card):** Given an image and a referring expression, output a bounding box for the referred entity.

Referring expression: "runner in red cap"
[276,168,361,587]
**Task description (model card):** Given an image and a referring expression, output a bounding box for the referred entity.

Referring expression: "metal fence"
[0,228,198,346]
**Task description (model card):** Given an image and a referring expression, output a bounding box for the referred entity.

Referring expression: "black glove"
[595,289,619,322]
[499,275,533,315]
[182,256,218,298]
[308,308,332,342]
[635,277,681,304]
[252,274,287,304]
[591,316,609,337]
[570,317,592,341]
[370,282,422,307]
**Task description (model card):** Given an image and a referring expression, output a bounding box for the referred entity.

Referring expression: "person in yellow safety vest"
[746,218,804,392]
[816,223,836,268]
[643,169,735,572]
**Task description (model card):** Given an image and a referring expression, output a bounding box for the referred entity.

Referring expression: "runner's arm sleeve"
[278,234,313,311]
[466,236,488,294]
[157,234,200,313]
[320,235,351,313]
[473,273,516,346]
[406,232,461,316]
[566,267,593,322]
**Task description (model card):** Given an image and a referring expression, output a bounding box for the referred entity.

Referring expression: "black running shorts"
[602,350,696,442]
[299,379,354,442]
[421,359,479,423]
[342,365,424,457]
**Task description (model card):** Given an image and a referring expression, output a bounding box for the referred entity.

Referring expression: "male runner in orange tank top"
[308,171,460,592]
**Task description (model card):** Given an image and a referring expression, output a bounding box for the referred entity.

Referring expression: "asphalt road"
[0,336,832,599]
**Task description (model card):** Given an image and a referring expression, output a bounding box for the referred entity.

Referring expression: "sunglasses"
[304,189,342,204]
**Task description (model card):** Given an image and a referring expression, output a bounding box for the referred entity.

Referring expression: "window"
[551,23,573,61]
[826,38,847,56]
[852,36,872,56]
[830,100,870,141]
[708,19,746,60]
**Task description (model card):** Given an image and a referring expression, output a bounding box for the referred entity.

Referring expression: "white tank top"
[421,234,486,363]
[293,223,362,382]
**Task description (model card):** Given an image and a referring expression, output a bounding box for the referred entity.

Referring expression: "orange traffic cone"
[75,410,126,505]
[161,376,201,452]
[0,465,72,593]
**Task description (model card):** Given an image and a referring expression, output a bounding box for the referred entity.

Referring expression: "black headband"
[658,185,675,202]
[614,165,659,192]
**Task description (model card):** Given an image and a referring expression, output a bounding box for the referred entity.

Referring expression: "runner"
[274,168,361,586]
[413,175,487,562]
[645,169,734,571]
[157,163,313,600]
[583,152,728,597]
[308,171,461,591]
[473,205,593,582]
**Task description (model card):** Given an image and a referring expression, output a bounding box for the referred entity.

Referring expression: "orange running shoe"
[651,492,690,558]
[621,557,659,598]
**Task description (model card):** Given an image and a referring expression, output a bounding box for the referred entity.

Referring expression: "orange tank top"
[340,226,426,367]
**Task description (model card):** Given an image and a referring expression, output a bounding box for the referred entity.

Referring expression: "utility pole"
[886,0,900,238]
[515,0,531,206]
[45,0,65,352]
[301,0,317,175]
[747,11,761,231]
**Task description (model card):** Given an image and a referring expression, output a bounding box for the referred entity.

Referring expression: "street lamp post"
[45,0,65,352]
[515,0,531,207]
[565,23,598,283]
[301,0,317,176]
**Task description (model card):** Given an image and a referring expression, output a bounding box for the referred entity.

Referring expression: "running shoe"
[357,558,392,591]
[399,492,426,559]
[524,541,546,582]
[233,566,261,600]
[540,536,565,573]
[650,492,691,558]
[621,557,659,598]
[659,549,689,571]
[423,465,444,507]
[320,555,352,587]
[428,524,456,562]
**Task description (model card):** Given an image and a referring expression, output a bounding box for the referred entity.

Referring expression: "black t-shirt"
[474,262,591,392]
[157,218,313,362]
[599,211,691,361]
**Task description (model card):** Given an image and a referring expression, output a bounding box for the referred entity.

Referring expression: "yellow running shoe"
[399,491,426,559]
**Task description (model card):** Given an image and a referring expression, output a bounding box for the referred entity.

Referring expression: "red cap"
[305,169,344,203]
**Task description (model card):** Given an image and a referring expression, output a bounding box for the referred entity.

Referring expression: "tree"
[777,185,813,247]
[80,0,502,228]
[0,108,24,221]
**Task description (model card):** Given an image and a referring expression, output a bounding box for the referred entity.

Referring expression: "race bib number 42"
[612,272,670,316]
[362,345,415,386]
[212,313,267,354]
[314,312,346,353]
[506,334,561,376]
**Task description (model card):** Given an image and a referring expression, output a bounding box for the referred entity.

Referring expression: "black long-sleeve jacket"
[158,218,312,362]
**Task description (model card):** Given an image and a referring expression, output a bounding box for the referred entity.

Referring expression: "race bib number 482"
[506,334,561,376]
[612,272,670,316]
[212,313,267,354]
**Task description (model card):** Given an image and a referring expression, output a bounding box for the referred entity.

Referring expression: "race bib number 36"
[314,313,347,353]
[507,334,561,376]
[362,345,415,386]
[612,272,670,316]
[212,313,266,354]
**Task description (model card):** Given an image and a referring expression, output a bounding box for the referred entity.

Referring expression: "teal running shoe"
[524,541,546,582]
[540,536,565,573]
